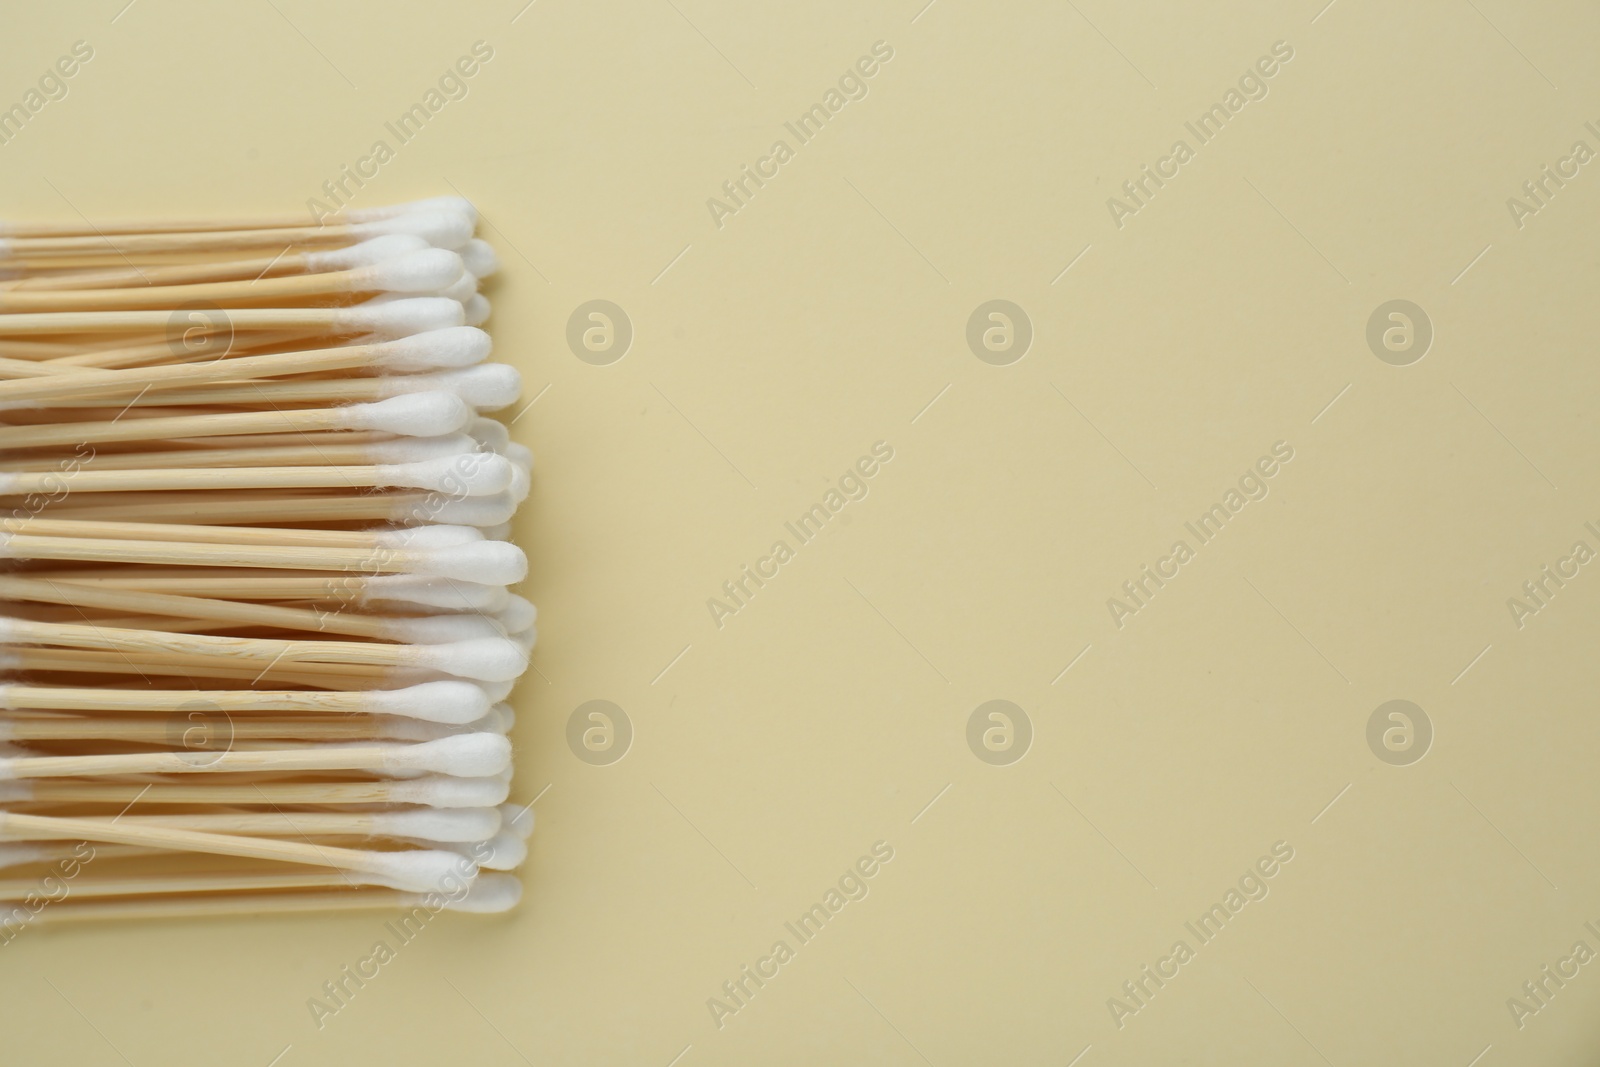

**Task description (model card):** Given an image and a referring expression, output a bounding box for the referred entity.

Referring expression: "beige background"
[3,0,1600,1063]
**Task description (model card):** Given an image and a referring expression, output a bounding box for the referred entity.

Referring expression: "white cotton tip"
[363,434,476,464]
[445,873,521,913]
[455,364,520,410]
[438,271,478,302]
[361,574,508,613]
[506,460,530,503]
[388,774,511,808]
[427,492,516,526]
[503,442,533,469]
[478,703,515,733]
[373,710,509,743]
[361,209,475,249]
[449,832,526,871]
[339,296,465,338]
[351,248,465,293]
[377,453,514,495]
[406,638,528,682]
[477,521,512,540]
[496,595,537,633]
[372,718,457,742]
[462,294,491,326]
[467,418,509,452]
[377,365,523,411]
[380,614,507,644]
[378,326,492,372]
[367,679,491,724]
[382,732,513,776]
[304,234,428,272]
[344,392,473,437]
[478,680,514,703]
[370,807,502,844]
[350,197,477,226]
[362,849,477,893]
[420,540,526,585]
[500,802,536,839]
[413,540,528,585]
[371,524,483,550]
[508,626,537,655]
[460,238,499,278]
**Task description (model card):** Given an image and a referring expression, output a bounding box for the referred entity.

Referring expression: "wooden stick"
[1,618,523,683]
[0,577,427,641]
[0,532,415,571]
[0,224,367,256]
[0,340,382,403]
[0,399,383,447]
[9,887,439,923]
[15,780,447,806]
[0,617,421,666]
[44,329,317,370]
[17,491,444,525]
[2,717,395,743]
[0,252,313,291]
[3,647,413,687]
[0,682,415,714]
[5,374,417,407]
[0,267,389,312]
[0,517,398,548]
[0,460,480,494]
[6,811,467,837]
[0,305,398,336]
[0,811,454,886]
[0,440,419,472]
[0,869,386,900]
[0,738,460,778]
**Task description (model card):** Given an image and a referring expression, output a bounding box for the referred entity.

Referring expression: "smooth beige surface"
[4,1,1600,1063]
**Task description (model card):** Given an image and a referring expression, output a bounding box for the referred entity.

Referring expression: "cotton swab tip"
[501,801,536,839]
[368,680,492,724]
[348,392,473,436]
[466,832,527,871]
[384,614,507,644]
[379,453,514,496]
[438,272,478,302]
[414,540,527,585]
[387,774,510,808]
[460,238,499,278]
[364,849,478,893]
[361,574,508,613]
[304,233,428,272]
[467,418,510,452]
[342,296,465,337]
[378,325,491,372]
[410,638,527,683]
[371,524,483,550]
[446,873,521,913]
[426,492,517,527]
[383,732,513,776]
[362,209,475,249]
[356,247,466,294]
[496,595,538,633]
[372,807,502,843]
[363,435,477,464]
[351,196,477,227]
